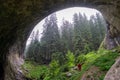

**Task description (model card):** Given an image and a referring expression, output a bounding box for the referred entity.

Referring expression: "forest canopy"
[25,12,106,64]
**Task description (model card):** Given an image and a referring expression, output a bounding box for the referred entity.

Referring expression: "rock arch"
[0,0,120,80]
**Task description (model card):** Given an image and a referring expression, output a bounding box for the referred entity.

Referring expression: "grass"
[94,50,119,71]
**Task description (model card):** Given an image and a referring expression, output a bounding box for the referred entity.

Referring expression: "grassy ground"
[22,49,120,80]
[22,61,48,79]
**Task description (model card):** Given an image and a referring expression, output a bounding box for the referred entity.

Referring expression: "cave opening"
[22,7,109,80]
[1,0,120,80]
[0,0,120,80]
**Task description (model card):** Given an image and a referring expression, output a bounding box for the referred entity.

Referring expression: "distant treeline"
[25,12,106,64]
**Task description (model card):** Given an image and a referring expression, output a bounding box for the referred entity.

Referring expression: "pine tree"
[40,13,60,62]
[73,13,84,55]
[60,19,74,53]
[25,30,40,61]
[89,14,106,50]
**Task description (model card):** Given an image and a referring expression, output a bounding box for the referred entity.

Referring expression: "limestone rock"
[0,0,120,80]
[104,57,120,80]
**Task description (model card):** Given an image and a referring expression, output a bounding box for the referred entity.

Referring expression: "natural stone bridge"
[0,0,120,80]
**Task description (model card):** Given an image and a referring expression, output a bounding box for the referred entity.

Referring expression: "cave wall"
[0,0,120,80]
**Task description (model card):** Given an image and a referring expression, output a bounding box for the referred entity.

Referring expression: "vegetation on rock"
[23,49,119,80]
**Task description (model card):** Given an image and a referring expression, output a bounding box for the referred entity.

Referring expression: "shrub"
[44,60,66,80]
[22,61,48,79]
[94,51,119,71]
[66,51,75,68]
[76,54,86,64]
[52,52,66,65]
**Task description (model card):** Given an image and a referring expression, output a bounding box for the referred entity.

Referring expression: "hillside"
[22,49,120,80]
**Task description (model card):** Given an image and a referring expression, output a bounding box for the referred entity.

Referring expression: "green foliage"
[73,49,119,80]
[44,60,66,80]
[60,20,74,53]
[66,51,75,68]
[22,61,48,79]
[79,51,100,76]
[72,13,106,54]
[76,54,86,64]
[25,12,106,65]
[94,50,119,71]
[52,52,66,65]
[23,49,119,80]
[49,60,60,76]
[40,13,60,62]
[99,74,105,80]
[25,13,61,64]
[24,12,108,80]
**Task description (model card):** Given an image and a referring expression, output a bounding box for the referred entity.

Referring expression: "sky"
[26,7,101,45]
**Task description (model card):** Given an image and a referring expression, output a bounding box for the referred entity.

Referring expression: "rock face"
[104,57,120,80]
[81,66,105,80]
[0,0,120,80]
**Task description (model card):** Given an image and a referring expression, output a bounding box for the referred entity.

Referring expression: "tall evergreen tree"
[73,13,84,55]
[41,13,60,61]
[60,19,74,53]
[25,30,40,61]
[89,14,106,50]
